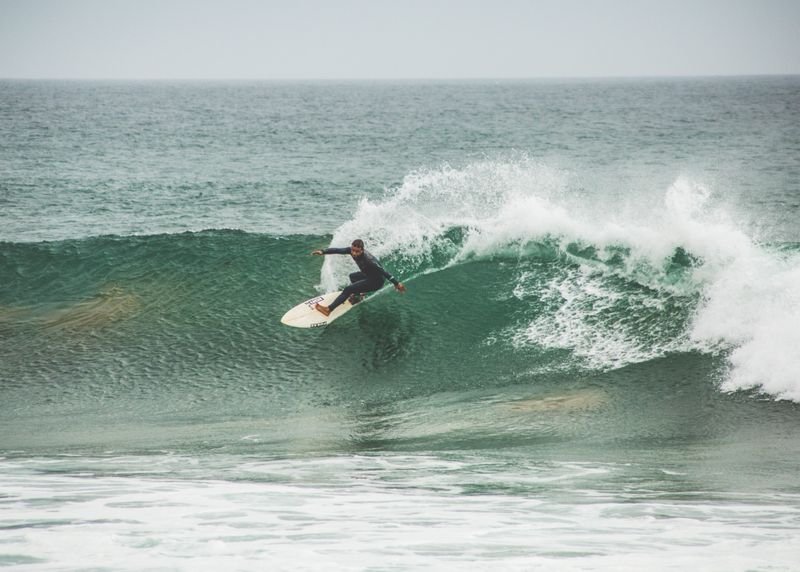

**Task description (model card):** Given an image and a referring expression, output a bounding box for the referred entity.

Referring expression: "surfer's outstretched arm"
[311,247,351,255]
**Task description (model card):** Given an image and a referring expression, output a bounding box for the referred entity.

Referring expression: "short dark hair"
[351,239,364,249]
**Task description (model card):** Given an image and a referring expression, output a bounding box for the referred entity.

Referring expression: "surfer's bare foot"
[315,303,331,316]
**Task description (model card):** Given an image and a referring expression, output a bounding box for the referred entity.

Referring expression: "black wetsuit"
[322,247,399,311]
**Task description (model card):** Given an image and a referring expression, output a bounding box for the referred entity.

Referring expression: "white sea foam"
[323,159,800,402]
[2,455,798,571]
[691,252,800,400]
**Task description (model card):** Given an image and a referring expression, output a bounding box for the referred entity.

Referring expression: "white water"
[325,159,800,401]
[2,455,798,571]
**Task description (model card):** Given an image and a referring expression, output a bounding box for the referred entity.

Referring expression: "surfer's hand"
[311,250,323,255]
[395,283,406,293]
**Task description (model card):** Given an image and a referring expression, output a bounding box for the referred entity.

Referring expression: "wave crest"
[324,159,800,401]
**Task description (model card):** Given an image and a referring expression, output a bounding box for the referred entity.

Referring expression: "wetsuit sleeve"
[377,264,400,286]
[321,247,352,255]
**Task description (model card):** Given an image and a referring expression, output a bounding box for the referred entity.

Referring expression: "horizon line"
[2,73,799,82]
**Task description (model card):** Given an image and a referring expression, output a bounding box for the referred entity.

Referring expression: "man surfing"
[311,239,406,316]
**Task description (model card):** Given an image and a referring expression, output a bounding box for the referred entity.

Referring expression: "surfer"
[311,239,406,316]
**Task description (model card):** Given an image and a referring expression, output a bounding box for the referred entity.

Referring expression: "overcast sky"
[1,0,798,79]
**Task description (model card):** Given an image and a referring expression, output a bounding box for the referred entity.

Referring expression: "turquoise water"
[2,78,800,570]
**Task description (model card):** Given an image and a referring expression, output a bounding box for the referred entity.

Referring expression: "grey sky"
[1,0,798,79]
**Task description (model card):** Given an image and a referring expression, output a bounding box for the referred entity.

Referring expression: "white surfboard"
[280,291,360,328]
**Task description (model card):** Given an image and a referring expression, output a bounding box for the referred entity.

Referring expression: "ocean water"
[1,78,800,570]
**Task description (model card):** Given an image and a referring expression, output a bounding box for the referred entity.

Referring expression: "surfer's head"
[351,239,364,257]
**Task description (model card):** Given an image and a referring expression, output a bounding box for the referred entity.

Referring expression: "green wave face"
[0,228,715,452]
